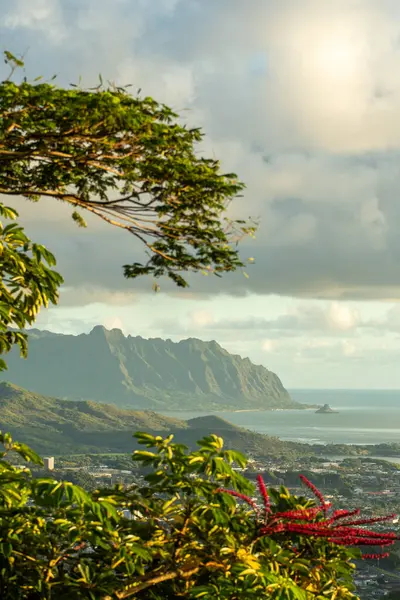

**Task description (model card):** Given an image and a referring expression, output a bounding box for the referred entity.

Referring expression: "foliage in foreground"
[0,431,398,599]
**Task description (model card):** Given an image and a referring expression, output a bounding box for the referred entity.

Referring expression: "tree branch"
[103,565,200,600]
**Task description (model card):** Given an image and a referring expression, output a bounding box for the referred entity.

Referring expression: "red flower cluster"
[299,474,329,515]
[330,508,361,522]
[217,474,399,561]
[256,474,270,519]
[362,553,390,560]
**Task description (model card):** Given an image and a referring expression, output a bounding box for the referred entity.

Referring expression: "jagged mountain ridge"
[2,326,299,410]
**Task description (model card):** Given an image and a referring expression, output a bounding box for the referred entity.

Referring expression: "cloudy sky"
[2,0,400,389]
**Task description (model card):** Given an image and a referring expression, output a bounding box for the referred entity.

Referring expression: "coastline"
[160,406,313,414]
[233,407,315,413]
[159,402,315,414]
[233,409,264,413]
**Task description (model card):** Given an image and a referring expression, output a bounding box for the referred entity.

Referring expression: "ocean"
[161,389,400,446]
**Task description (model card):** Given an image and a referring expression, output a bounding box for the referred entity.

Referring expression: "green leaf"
[12,442,43,465]
[71,211,87,228]
[129,543,151,560]
[134,432,157,445]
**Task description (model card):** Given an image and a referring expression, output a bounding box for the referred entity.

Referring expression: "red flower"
[215,488,259,511]
[256,474,271,516]
[274,508,320,521]
[299,474,328,514]
[329,509,361,523]
[217,474,400,561]
[341,514,396,527]
[362,553,390,560]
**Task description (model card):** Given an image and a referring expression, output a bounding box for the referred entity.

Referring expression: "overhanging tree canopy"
[0,51,255,370]
[0,52,256,289]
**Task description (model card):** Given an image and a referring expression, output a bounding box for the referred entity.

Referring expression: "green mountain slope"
[0,382,304,458]
[2,326,300,411]
[186,415,242,431]
[0,382,187,431]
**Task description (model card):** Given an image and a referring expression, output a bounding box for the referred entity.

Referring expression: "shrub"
[0,431,397,599]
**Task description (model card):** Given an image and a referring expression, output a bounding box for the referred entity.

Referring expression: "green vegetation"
[2,326,298,410]
[0,382,307,458]
[0,50,255,370]
[0,204,63,372]
[1,52,396,599]
[312,442,400,458]
[50,468,100,492]
[0,382,186,431]
[2,429,392,599]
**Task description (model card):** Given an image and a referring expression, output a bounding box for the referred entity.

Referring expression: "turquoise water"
[161,390,400,445]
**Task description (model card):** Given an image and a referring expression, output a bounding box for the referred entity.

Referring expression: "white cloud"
[189,310,214,328]
[102,316,125,332]
[117,59,196,109]
[327,302,359,331]
[232,0,400,154]
[261,339,278,352]
[342,340,357,357]
[3,0,66,43]
[195,301,361,337]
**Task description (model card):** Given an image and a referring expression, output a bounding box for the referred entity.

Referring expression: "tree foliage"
[0,203,63,371]
[0,51,256,290]
[0,430,397,599]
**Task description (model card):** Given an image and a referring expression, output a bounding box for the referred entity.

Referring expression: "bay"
[160,389,400,445]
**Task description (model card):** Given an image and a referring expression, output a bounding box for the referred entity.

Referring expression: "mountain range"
[0,382,306,458]
[2,326,300,411]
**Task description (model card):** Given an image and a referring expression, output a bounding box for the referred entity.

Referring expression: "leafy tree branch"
[0,51,257,289]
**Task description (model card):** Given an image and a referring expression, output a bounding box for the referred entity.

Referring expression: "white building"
[44,457,54,471]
